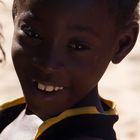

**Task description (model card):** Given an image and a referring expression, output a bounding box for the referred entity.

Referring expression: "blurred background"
[0,0,140,139]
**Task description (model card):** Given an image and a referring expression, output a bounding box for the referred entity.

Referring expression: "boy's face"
[12,0,118,119]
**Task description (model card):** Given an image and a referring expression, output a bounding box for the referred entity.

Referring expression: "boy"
[0,0,139,139]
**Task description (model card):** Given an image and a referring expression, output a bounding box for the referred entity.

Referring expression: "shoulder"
[39,114,117,140]
[0,97,25,111]
[0,97,26,133]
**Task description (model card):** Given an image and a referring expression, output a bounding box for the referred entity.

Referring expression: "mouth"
[32,80,64,93]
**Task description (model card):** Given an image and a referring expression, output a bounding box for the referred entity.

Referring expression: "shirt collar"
[0,97,118,139]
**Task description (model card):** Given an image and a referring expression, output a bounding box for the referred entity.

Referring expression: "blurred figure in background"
[0,0,5,63]
[0,28,5,63]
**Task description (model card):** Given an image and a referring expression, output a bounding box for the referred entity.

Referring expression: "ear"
[112,22,139,64]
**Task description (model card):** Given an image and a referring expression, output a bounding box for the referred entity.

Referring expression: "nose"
[32,49,65,72]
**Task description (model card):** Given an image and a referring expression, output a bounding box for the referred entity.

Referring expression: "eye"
[67,41,89,51]
[21,24,40,39]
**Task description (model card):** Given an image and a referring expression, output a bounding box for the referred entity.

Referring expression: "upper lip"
[27,67,69,88]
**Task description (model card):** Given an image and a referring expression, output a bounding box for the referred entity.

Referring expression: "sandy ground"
[0,1,140,139]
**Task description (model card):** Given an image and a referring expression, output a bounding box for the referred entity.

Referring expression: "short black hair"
[108,0,139,26]
[12,0,140,27]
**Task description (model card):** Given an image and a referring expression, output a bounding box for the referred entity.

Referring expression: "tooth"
[54,87,60,91]
[38,83,45,91]
[45,85,54,92]
[60,87,64,90]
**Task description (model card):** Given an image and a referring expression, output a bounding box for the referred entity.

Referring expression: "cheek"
[12,38,25,59]
[12,43,30,79]
[68,55,110,89]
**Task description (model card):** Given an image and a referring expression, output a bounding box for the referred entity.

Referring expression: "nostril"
[32,57,45,65]
[32,56,65,71]
[32,57,39,64]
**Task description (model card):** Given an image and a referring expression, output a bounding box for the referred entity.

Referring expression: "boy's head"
[12,0,139,120]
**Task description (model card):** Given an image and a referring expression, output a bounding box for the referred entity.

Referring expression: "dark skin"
[12,1,138,139]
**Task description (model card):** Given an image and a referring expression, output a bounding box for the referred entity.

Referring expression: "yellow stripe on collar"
[0,97,25,110]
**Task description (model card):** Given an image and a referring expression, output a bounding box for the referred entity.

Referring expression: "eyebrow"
[19,11,41,25]
[67,24,99,38]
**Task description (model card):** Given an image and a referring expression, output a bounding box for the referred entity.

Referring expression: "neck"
[73,86,104,113]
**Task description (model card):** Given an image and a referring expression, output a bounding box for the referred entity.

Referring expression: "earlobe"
[112,22,139,64]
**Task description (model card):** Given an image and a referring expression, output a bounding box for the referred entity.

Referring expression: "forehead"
[18,0,108,14]
[17,0,111,24]
[24,0,104,7]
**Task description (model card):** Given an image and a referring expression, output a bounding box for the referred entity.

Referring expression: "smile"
[33,80,64,93]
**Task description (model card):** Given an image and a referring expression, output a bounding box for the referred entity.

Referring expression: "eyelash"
[67,42,89,51]
[21,25,40,39]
